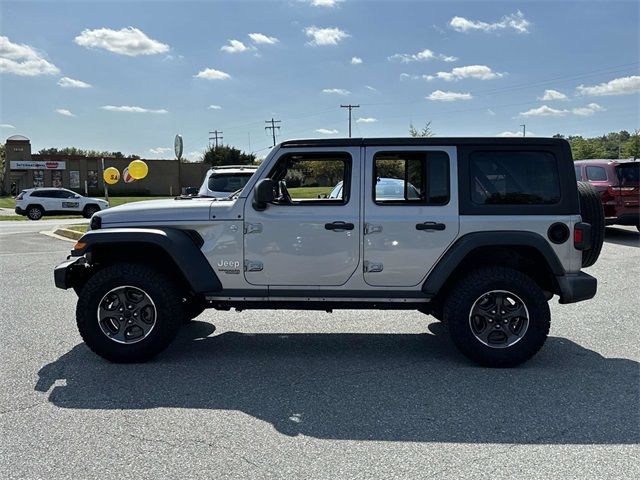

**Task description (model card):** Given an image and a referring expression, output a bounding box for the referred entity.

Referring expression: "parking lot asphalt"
[1,222,638,479]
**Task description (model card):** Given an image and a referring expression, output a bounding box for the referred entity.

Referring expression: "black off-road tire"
[577,181,604,268]
[83,204,100,219]
[443,267,550,368]
[27,205,43,220]
[76,263,183,362]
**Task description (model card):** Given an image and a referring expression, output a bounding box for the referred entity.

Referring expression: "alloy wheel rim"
[468,290,529,349]
[97,286,157,344]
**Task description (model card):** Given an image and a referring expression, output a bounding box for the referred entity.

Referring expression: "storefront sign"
[10,160,66,170]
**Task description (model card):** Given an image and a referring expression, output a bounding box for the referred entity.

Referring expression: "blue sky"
[1,0,639,159]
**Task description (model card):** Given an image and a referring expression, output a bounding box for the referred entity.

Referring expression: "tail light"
[607,186,636,196]
[574,222,591,251]
[15,192,24,200]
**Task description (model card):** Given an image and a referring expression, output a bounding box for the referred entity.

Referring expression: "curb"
[53,228,84,241]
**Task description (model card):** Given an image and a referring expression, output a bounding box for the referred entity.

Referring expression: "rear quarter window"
[586,166,608,182]
[470,151,561,205]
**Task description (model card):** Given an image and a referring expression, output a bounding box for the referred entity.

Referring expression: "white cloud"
[520,105,568,117]
[497,130,536,137]
[427,90,473,101]
[351,56,363,65]
[310,0,343,7]
[539,89,567,101]
[0,123,15,128]
[221,39,253,54]
[194,68,231,80]
[56,109,75,117]
[487,109,496,116]
[101,105,168,114]
[571,103,605,116]
[365,85,378,92]
[315,128,339,134]
[248,33,279,45]
[187,150,204,161]
[322,88,350,95]
[208,105,222,110]
[449,11,531,34]
[400,73,420,80]
[388,49,458,64]
[305,26,350,46]
[149,147,173,154]
[576,76,640,96]
[74,27,169,56]
[356,117,377,123]
[57,76,92,88]
[425,65,504,81]
[0,36,59,76]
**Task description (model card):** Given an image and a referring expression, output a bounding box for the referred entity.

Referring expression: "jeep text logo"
[217,259,240,269]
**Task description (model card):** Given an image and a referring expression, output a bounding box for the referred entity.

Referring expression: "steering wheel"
[278,180,292,204]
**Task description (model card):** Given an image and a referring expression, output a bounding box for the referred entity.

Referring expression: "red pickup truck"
[574,159,639,230]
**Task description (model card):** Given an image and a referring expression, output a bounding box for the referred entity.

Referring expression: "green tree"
[409,121,434,137]
[622,129,640,159]
[202,145,256,166]
[37,147,139,158]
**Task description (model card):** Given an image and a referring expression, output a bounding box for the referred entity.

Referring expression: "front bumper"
[54,256,86,290]
[557,272,597,304]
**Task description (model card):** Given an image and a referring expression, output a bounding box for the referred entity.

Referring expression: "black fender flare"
[421,231,566,296]
[72,227,222,293]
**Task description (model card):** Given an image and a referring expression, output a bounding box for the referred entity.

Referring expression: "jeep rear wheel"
[27,205,43,220]
[76,263,183,362]
[443,267,550,367]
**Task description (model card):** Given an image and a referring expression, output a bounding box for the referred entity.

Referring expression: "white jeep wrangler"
[55,138,604,367]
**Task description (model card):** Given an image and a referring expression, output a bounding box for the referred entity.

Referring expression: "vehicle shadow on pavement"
[35,321,639,445]
[604,227,640,248]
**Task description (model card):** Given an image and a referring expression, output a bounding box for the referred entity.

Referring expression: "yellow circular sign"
[103,167,120,185]
[128,160,149,180]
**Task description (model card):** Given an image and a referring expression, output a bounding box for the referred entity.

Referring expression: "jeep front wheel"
[76,263,183,362]
[443,267,550,367]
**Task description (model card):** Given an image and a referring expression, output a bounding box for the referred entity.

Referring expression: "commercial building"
[3,135,210,196]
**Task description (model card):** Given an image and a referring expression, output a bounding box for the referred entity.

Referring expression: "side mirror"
[252,178,275,211]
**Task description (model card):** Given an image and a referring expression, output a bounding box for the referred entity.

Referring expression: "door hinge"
[364,223,383,235]
[363,261,383,273]
[244,260,264,272]
[244,223,263,234]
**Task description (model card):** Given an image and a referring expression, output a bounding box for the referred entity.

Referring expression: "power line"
[265,118,281,146]
[340,104,360,137]
[209,130,223,149]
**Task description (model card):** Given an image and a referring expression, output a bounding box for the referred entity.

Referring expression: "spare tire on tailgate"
[577,181,605,268]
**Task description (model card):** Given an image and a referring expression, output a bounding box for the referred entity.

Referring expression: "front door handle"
[416,222,446,231]
[325,221,355,231]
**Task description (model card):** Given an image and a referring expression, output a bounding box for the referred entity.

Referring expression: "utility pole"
[341,104,360,138]
[209,130,223,149]
[520,124,526,137]
[265,118,281,147]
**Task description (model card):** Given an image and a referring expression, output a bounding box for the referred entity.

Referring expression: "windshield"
[207,172,254,193]
[616,163,639,185]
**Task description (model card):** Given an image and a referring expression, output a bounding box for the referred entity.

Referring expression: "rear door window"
[470,151,561,205]
[586,166,608,181]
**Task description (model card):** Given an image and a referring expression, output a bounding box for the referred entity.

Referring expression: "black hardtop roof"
[280,137,568,148]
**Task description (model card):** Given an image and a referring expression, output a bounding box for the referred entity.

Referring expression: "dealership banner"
[10,160,66,170]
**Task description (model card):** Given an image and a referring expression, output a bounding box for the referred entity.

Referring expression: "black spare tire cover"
[577,181,604,268]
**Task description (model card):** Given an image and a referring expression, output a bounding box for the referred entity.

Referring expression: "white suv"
[56,137,604,367]
[198,165,258,198]
[15,188,109,220]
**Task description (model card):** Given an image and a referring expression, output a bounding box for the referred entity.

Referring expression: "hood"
[96,197,223,225]
[89,197,109,204]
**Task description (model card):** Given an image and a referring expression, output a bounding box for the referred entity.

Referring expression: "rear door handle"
[325,221,355,231]
[416,222,446,231]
